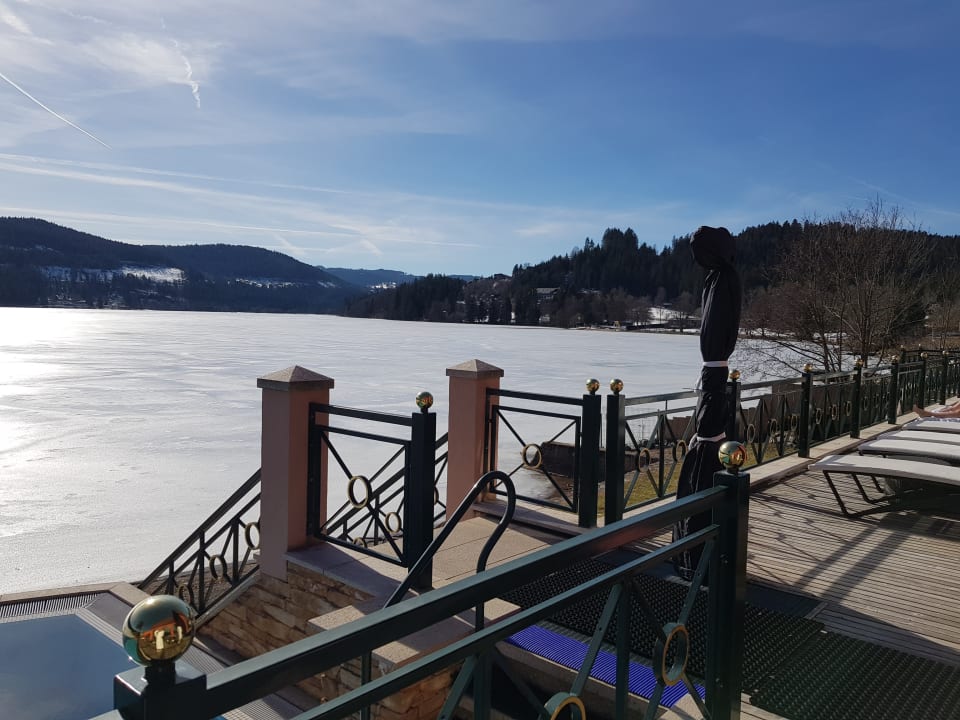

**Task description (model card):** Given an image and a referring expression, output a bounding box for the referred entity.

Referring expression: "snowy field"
[0,308,708,594]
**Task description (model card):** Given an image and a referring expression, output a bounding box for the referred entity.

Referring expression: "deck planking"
[746,469,960,666]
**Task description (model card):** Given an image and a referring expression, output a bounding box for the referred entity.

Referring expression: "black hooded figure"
[672,226,741,579]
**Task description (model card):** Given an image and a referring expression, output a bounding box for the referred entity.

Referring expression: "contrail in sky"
[0,70,111,149]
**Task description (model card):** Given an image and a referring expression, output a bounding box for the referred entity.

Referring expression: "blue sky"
[1,1,957,276]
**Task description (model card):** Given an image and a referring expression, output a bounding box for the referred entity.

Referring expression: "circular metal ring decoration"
[830,404,839,421]
[208,553,229,581]
[353,536,367,548]
[672,439,688,462]
[654,622,690,686]
[175,582,194,606]
[244,520,261,550]
[844,400,852,417]
[433,487,440,505]
[348,475,372,509]
[768,418,779,434]
[521,442,544,470]
[385,511,402,534]
[637,447,652,471]
[862,395,870,411]
[789,413,799,431]
[545,692,586,720]
[745,423,756,444]
[814,407,823,425]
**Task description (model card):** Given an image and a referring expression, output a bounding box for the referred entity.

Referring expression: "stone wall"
[199,561,456,717]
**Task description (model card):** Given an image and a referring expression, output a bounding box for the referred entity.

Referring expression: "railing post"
[605,379,626,525]
[706,450,749,720]
[888,356,900,424]
[850,358,863,439]
[578,380,602,529]
[256,366,334,580]
[726,369,741,441]
[919,352,929,408]
[940,351,949,405]
[445,360,505,516]
[405,398,437,588]
[798,364,813,458]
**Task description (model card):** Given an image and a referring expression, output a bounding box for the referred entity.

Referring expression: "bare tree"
[739,201,929,375]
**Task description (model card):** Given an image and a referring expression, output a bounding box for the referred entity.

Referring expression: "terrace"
[3,351,959,719]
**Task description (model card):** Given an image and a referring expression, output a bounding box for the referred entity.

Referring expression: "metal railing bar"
[494,404,582,421]
[311,403,413,427]
[488,388,585,406]
[202,516,723,715]
[624,403,698,423]
[319,425,412,445]
[139,470,261,587]
[625,389,700,406]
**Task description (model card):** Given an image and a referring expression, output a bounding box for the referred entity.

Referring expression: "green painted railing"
[97,466,750,720]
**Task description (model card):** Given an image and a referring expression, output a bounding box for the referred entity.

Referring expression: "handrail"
[385,470,516,621]
[105,475,748,720]
[139,468,261,592]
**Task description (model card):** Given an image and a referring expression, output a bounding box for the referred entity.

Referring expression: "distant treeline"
[344,220,960,333]
[345,223,799,326]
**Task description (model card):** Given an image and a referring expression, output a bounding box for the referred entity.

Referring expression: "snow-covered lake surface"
[0,308,707,594]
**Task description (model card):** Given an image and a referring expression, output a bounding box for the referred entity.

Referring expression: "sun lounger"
[808,454,960,518]
[879,429,960,446]
[902,418,960,433]
[858,438,960,465]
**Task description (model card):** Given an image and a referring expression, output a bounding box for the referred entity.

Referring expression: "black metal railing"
[102,466,750,720]
[307,402,443,578]
[483,386,602,528]
[138,469,261,620]
[606,388,698,519]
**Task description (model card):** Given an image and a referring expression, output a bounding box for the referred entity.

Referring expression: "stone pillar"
[445,359,504,518]
[257,366,335,579]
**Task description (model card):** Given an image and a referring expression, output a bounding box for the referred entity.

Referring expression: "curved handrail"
[384,470,517,624]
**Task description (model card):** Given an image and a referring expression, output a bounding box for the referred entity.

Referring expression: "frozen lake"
[0,307,708,594]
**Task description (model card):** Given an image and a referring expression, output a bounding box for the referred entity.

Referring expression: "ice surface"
[0,308,706,594]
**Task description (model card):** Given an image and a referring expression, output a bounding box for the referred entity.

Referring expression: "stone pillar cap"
[446,359,504,379]
[257,365,335,391]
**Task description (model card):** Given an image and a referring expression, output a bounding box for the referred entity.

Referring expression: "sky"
[0,1,958,276]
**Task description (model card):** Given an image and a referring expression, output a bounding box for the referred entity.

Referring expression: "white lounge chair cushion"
[858,438,960,464]
[880,430,960,445]
[903,418,960,433]
[809,454,960,489]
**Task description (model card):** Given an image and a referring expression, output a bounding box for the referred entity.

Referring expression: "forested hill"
[0,217,362,312]
[343,220,958,329]
[344,222,806,325]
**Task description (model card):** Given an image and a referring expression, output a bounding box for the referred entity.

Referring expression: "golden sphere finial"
[609,378,624,395]
[890,355,899,364]
[729,369,741,382]
[415,391,433,412]
[718,441,747,472]
[921,351,929,360]
[122,595,196,667]
[854,357,863,368]
[586,378,600,395]
[803,363,814,373]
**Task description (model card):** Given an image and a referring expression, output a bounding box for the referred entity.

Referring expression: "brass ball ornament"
[415,391,434,411]
[718,441,747,472]
[610,378,624,394]
[729,369,741,382]
[122,595,196,666]
[586,378,600,394]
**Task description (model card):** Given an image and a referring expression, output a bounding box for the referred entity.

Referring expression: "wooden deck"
[747,468,960,667]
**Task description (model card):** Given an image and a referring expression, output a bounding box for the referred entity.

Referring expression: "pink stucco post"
[257,366,334,579]
[445,359,504,518]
